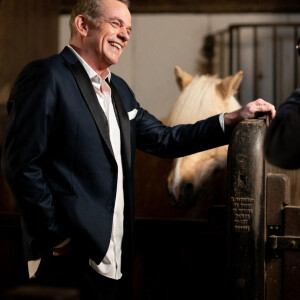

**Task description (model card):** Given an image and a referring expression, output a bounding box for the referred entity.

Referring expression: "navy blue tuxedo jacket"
[264,87,300,169]
[2,47,232,263]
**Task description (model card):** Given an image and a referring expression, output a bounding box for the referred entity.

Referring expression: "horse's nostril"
[181,182,194,199]
[169,182,194,207]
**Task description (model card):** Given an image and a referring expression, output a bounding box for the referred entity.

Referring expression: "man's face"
[86,0,131,70]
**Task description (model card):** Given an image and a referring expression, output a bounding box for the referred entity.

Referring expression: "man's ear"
[74,15,89,36]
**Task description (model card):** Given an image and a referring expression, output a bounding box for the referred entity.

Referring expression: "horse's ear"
[216,70,243,99]
[174,66,194,91]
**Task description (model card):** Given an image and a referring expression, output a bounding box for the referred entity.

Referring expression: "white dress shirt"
[68,45,124,280]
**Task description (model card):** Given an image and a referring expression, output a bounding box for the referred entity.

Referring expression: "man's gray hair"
[69,0,130,38]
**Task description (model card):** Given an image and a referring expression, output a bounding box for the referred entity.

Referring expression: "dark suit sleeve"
[110,72,232,159]
[2,60,67,252]
[135,104,232,159]
[264,87,300,169]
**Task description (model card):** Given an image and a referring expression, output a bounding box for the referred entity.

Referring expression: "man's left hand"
[224,98,276,128]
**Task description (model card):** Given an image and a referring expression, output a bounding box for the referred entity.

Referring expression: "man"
[264,86,300,169]
[2,0,275,299]
[264,39,300,169]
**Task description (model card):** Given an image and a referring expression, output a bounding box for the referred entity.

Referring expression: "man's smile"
[109,41,122,50]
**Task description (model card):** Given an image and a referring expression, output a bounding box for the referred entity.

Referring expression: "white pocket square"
[127,109,138,120]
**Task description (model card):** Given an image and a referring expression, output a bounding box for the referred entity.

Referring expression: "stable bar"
[273,26,278,107]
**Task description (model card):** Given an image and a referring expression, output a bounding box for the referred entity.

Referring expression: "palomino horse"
[166,66,242,209]
[134,67,243,219]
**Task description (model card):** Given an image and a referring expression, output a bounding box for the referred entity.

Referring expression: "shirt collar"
[67,45,111,83]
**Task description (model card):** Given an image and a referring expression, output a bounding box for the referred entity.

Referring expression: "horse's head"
[166,66,243,208]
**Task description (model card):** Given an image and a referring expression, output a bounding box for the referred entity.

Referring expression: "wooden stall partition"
[227,119,300,300]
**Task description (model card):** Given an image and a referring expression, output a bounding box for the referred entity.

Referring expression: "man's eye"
[111,21,121,27]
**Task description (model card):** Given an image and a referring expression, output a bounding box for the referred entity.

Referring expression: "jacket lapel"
[109,81,131,172]
[66,60,115,159]
[61,46,131,170]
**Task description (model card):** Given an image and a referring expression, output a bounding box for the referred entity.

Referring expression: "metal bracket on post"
[269,235,300,250]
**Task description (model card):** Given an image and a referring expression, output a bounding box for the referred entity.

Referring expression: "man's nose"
[118,27,130,43]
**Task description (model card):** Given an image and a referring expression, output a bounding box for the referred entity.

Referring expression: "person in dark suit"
[264,39,300,169]
[1,0,276,299]
[264,87,300,169]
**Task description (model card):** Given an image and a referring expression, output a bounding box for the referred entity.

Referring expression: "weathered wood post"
[227,119,266,300]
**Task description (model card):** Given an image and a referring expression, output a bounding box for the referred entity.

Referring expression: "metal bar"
[219,32,225,78]
[236,27,241,72]
[273,26,277,107]
[254,26,258,99]
[236,27,242,103]
[298,26,300,87]
[229,26,234,76]
[269,236,300,250]
[294,26,298,89]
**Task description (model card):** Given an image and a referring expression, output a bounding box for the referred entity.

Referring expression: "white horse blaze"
[170,157,182,201]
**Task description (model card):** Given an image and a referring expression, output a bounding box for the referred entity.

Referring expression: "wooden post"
[227,119,266,300]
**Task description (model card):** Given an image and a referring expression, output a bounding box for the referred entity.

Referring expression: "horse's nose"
[180,182,194,200]
[168,182,194,208]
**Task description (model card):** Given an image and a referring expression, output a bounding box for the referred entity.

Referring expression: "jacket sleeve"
[135,104,232,159]
[264,87,300,169]
[110,72,233,159]
[1,60,67,251]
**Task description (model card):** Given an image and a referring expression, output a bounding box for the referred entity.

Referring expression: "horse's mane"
[166,74,240,126]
